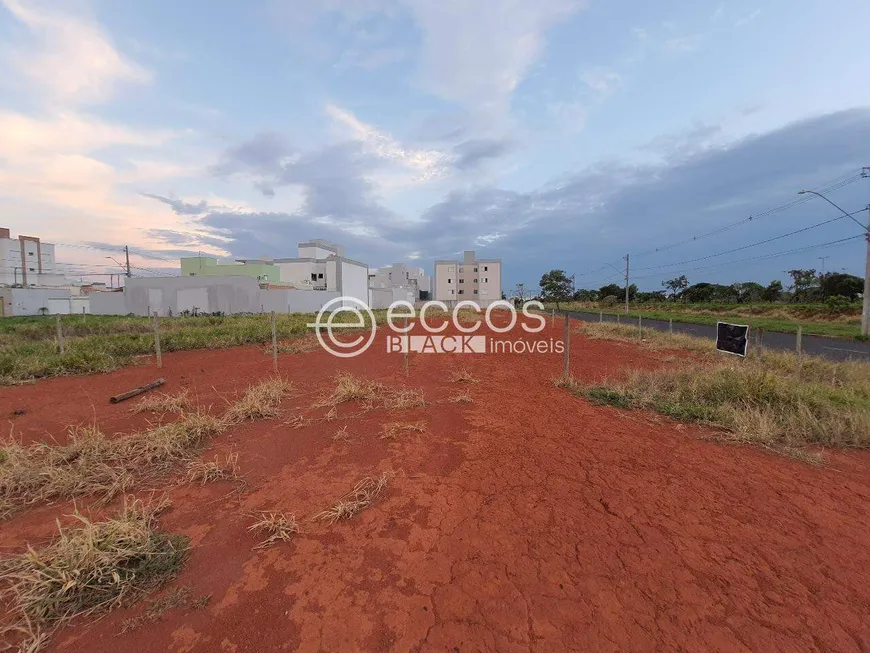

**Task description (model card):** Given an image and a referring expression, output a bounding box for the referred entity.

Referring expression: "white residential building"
[181,240,369,303]
[0,228,67,287]
[434,250,502,307]
[369,263,431,298]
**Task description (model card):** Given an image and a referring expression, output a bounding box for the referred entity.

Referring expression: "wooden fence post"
[638,315,642,340]
[563,313,570,379]
[599,311,603,323]
[56,315,64,355]
[271,311,278,372]
[404,317,409,377]
[153,311,162,368]
[669,318,673,334]
[796,325,802,356]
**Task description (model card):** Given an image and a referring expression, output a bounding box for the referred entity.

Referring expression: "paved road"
[564,310,870,362]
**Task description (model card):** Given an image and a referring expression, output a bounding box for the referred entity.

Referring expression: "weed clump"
[314,472,394,523]
[248,512,299,549]
[225,377,292,422]
[0,497,188,650]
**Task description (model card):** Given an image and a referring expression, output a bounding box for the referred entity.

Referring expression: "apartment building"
[0,228,67,287]
[433,250,502,307]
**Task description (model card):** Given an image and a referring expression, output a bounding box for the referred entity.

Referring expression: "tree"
[539,269,573,308]
[730,282,764,303]
[787,269,819,303]
[661,275,689,300]
[819,273,864,301]
[598,283,622,299]
[573,288,597,302]
[761,280,783,302]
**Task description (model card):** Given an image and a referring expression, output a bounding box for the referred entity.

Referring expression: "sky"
[0,0,869,292]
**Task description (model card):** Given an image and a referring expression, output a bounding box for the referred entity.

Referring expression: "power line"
[631,208,866,273]
[629,171,864,258]
[629,235,865,282]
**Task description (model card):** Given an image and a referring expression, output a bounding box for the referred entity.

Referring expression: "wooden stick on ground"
[110,378,166,404]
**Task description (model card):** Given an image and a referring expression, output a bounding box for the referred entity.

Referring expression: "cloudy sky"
[1,0,868,291]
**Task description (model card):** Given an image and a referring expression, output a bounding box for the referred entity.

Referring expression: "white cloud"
[0,111,176,157]
[405,0,583,124]
[663,34,703,54]
[326,103,451,181]
[735,9,761,27]
[580,67,624,97]
[0,0,151,105]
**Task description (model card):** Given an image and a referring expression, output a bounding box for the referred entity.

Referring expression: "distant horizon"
[1,1,868,293]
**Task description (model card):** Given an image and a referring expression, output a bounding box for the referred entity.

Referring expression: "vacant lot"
[1,316,870,652]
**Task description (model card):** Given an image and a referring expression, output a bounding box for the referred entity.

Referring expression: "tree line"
[536,269,864,307]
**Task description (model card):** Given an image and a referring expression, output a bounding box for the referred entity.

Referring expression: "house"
[368,263,431,308]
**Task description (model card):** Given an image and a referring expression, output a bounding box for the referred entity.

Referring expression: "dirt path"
[2,319,869,652]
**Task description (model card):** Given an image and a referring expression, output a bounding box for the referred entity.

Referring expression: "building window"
[459,279,464,284]
[483,266,488,271]
[318,273,323,279]
[450,289,454,295]
[28,252,34,256]
[29,268,35,272]
[458,289,464,295]
[473,267,478,272]
[473,278,478,283]
[447,278,452,283]
[459,267,464,273]
[473,290,478,294]
[448,266,454,272]
[482,277,488,283]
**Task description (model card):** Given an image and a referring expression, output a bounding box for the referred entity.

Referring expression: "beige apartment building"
[433,250,502,307]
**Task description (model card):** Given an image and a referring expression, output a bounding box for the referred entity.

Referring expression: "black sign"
[716,322,749,357]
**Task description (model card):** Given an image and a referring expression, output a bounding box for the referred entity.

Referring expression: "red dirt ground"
[2,317,870,652]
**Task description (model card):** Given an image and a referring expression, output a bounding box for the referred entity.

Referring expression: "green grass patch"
[0,498,188,651]
[0,312,386,385]
[560,326,870,457]
[550,301,863,339]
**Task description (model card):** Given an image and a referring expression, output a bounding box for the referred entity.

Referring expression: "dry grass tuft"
[0,497,188,650]
[381,422,426,440]
[449,368,479,384]
[448,391,473,404]
[130,390,191,414]
[316,373,385,408]
[552,375,583,393]
[332,426,351,442]
[225,377,292,422]
[314,472,394,523]
[247,512,299,549]
[0,413,225,519]
[119,585,192,633]
[186,452,240,485]
[287,414,313,429]
[383,388,426,410]
[315,373,425,414]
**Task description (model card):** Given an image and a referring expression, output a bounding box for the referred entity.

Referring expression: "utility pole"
[124,245,131,278]
[798,175,869,337]
[863,202,870,337]
[624,254,630,314]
